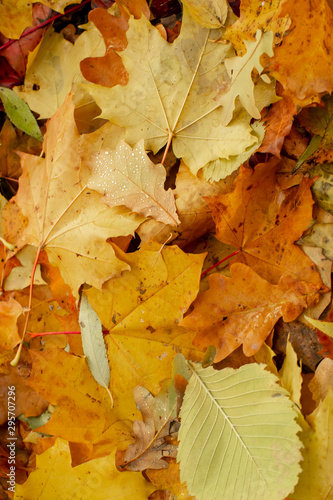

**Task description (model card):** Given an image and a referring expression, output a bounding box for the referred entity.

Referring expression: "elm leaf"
[177,362,302,500]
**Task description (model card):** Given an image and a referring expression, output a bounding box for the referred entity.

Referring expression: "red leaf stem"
[200,250,240,278]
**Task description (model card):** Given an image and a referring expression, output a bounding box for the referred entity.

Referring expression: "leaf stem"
[200,250,240,278]
[29,329,109,337]
[11,245,42,366]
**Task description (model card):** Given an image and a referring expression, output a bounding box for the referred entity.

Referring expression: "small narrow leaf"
[0,87,43,141]
[305,315,333,338]
[79,294,113,406]
[178,362,302,500]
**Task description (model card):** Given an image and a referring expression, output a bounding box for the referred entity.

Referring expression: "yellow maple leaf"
[13,92,143,298]
[84,6,275,176]
[14,439,155,500]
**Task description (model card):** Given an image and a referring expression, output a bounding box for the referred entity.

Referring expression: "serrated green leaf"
[79,294,112,406]
[178,363,302,500]
[0,87,43,141]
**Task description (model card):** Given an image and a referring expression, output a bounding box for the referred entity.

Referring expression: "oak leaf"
[205,159,323,285]
[270,0,333,106]
[13,93,143,298]
[181,262,320,362]
[85,6,274,176]
[87,140,180,226]
[80,8,129,88]
[118,386,178,471]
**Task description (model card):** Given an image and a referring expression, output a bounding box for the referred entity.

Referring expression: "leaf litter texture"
[181,262,320,362]
[85,5,276,177]
[12,93,143,298]
[205,159,324,286]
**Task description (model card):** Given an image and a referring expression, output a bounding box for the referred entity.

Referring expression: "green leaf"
[79,294,113,406]
[0,87,43,141]
[304,315,333,338]
[177,362,302,500]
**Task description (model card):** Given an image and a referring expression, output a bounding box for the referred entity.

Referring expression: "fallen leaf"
[309,164,333,215]
[205,159,323,285]
[0,362,48,424]
[309,358,333,405]
[14,92,143,298]
[258,97,296,157]
[279,339,302,408]
[178,362,302,500]
[80,8,129,88]
[137,161,236,247]
[15,24,106,118]
[85,6,274,176]
[0,296,22,351]
[79,294,112,406]
[26,348,110,443]
[146,459,195,500]
[298,93,333,151]
[182,0,229,29]
[300,225,333,261]
[87,140,180,226]
[304,316,333,339]
[4,245,46,291]
[86,241,205,333]
[118,385,178,471]
[0,87,43,141]
[270,0,333,106]
[181,262,320,362]
[224,0,290,54]
[290,389,333,500]
[273,319,324,372]
[0,0,32,39]
[14,439,155,500]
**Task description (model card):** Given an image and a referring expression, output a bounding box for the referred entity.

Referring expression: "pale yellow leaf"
[182,0,229,28]
[84,6,274,176]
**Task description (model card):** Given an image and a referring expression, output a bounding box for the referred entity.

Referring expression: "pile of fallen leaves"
[0,0,333,498]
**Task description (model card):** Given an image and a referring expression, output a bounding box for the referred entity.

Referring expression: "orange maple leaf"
[182,263,321,362]
[205,159,323,286]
